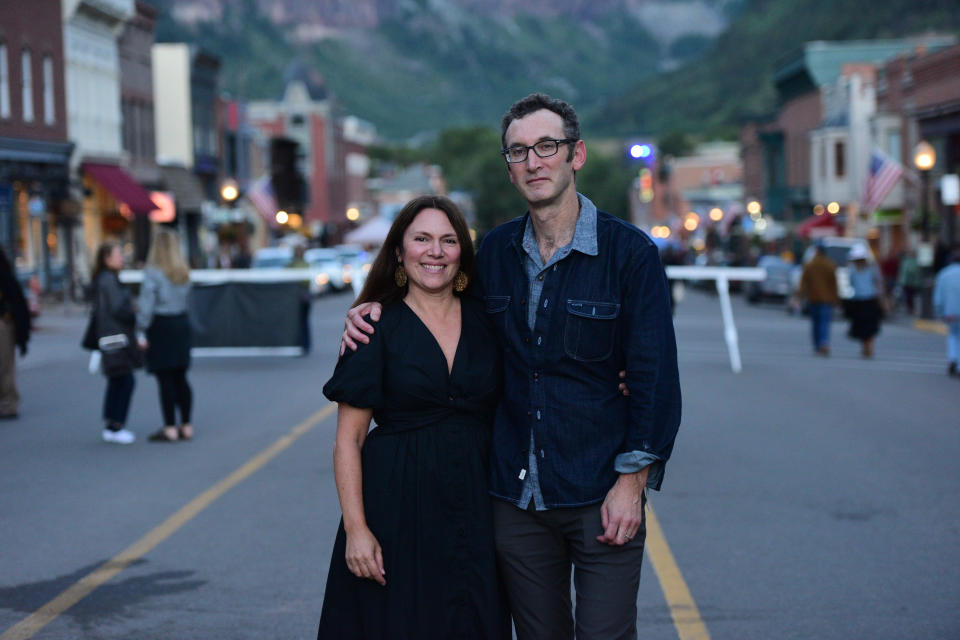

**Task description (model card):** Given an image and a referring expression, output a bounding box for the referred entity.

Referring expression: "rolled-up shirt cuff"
[614,451,664,490]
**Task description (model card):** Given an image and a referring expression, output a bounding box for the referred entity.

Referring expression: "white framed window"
[43,55,54,125]
[21,49,33,122]
[0,44,9,118]
[887,130,901,164]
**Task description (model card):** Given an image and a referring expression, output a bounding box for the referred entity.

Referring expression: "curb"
[913,319,948,336]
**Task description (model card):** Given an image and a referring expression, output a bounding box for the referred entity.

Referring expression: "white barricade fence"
[120,269,319,356]
[664,266,766,373]
[121,266,766,367]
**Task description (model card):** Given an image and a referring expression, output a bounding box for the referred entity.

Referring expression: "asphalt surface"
[1,288,958,639]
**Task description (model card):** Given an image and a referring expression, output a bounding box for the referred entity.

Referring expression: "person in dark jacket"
[287,244,312,355]
[88,243,140,444]
[0,247,30,419]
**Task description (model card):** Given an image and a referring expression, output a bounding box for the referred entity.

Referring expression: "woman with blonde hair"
[137,228,195,442]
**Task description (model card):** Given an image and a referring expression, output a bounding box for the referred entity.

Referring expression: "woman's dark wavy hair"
[91,242,120,282]
[353,195,475,308]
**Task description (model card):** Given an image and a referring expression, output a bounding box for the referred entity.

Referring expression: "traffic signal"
[638,168,654,203]
[627,141,656,203]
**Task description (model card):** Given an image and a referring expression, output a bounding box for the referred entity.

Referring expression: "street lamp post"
[913,141,936,318]
[220,179,239,206]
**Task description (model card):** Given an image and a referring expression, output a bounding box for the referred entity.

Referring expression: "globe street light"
[913,141,936,242]
[913,140,937,318]
[221,179,239,204]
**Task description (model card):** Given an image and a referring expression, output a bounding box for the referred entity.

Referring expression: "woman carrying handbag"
[84,243,141,444]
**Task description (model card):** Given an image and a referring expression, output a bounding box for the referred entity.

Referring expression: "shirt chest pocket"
[484,295,511,336]
[563,299,619,362]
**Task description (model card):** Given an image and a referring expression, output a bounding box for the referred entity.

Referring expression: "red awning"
[795,214,842,238]
[82,163,158,215]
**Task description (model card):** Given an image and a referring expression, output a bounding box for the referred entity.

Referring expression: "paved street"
[1,289,958,639]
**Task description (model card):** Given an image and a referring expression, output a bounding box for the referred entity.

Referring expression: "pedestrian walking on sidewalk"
[798,243,839,355]
[287,244,312,355]
[0,247,30,419]
[847,244,884,358]
[933,248,960,377]
[85,243,141,444]
[897,250,922,315]
[137,229,195,442]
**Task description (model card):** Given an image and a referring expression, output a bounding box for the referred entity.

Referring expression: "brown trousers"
[0,317,19,415]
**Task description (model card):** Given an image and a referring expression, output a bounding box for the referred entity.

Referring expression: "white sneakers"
[102,428,136,444]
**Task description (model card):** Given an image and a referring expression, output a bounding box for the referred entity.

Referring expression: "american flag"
[861,148,904,214]
[246,175,278,223]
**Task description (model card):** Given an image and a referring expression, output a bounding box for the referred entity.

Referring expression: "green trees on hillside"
[370,126,636,234]
[591,0,960,137]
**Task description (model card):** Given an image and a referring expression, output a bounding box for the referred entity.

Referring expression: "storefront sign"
[28,196,45,217]
[941,175,959,206]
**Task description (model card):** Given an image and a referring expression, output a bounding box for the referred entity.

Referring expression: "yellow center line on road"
[1,403,337,640]
[646,502,711,640]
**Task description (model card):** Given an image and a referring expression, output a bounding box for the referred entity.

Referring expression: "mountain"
[590,0,960,138]
[153,0,742,139]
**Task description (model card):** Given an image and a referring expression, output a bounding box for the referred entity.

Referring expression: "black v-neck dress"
[318,297,510,640]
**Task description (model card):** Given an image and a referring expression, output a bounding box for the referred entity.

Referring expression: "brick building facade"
[0,0,73,290]
[876,43,960,252]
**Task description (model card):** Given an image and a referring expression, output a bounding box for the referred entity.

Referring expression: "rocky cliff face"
[171,0,731,35]
[157,0,741,137]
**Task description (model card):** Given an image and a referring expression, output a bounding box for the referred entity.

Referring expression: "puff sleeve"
[322,315,385,409]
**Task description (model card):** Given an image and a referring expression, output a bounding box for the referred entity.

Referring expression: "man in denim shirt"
[344,94,681,640]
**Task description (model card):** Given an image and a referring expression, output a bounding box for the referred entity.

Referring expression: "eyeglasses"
[501,138,577,163]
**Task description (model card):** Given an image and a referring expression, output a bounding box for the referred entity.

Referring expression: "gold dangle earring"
[453,270,468,292]
[394,264,407,287]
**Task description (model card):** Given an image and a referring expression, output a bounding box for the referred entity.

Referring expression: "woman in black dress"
[318,196,509,640]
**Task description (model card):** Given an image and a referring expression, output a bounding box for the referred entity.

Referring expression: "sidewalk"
[20,300,90,371]
[884,309,949,336]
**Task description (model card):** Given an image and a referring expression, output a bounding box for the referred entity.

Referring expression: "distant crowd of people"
[794,240,960,376]
[798,242,883,358]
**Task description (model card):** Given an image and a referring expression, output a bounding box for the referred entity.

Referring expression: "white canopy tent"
[344,217,392,246]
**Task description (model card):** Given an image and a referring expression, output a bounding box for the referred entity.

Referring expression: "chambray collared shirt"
[517,195,661,511]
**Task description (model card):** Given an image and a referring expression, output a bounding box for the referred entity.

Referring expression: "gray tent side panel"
[188,282,301,348]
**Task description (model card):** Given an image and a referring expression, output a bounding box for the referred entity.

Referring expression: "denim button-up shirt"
[477,194,682,508]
